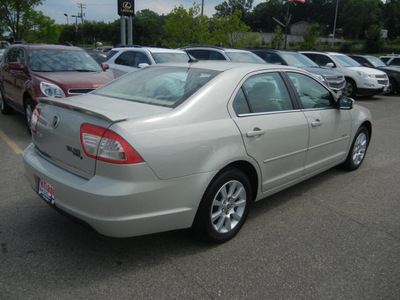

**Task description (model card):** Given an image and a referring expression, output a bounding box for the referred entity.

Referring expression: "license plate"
[383,86,389,92]
[38,178,55,205]
[336,91,343,96]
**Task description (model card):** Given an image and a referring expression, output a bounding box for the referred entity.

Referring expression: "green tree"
[0,0,43,41]
[364,24,384,53]
[270,25,284,49]
[133,9,166,46]
[383,0,400,39]
[215,0,254,22]
[299,23,320,50]
[164,4,210,48]
[210,10,258,47]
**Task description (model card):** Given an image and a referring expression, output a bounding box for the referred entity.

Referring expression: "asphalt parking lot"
[0,95,399,299]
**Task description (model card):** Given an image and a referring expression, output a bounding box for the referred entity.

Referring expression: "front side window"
[133,52,151,67]
[287,72,334,109]
[6,48,26,67]
[233,72,294,115]
[314,54,334,67]
[93,66,220,108]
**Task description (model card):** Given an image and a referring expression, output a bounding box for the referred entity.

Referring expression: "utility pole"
[77,3,86,23]
[201,0,204,16]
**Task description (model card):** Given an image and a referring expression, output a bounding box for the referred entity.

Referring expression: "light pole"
[332,0,339,46]
[64,13,69,25]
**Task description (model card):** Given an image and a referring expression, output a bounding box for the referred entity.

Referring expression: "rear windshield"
[93,66,220,108]
[152,53,189,63]
[29,49,102,72]
[226,52,265,63]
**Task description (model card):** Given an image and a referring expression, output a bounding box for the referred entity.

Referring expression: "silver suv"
[105,46,191,78]
[181,46,265,63]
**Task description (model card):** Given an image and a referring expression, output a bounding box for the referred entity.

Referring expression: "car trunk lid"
[32,94,171,179]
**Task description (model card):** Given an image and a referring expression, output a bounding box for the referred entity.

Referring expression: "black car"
[251,50,346,94]
[348,54,400,94]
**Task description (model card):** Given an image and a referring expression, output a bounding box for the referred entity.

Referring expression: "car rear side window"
[93,66,220,108]
[115,51,136,67]
[233,72,294,115]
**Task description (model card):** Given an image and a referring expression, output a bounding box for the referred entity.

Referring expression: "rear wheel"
[24,97,35,134]
[342,126,369,171]
[193,167,252,243]
[0,89,13,114]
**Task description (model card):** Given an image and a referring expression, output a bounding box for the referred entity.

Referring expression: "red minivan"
[0,43,115,132]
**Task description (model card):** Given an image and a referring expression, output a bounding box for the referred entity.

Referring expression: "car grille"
[325,76,346,90]
[68,88,95,95]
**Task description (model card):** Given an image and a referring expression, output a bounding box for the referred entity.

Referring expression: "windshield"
[367,56,387,67]
[152,53,189,64]
[29,49,103,72]
[93,66,220,108]
[332,55,361,67]
[226,52,265,63]
[280,52,319,68]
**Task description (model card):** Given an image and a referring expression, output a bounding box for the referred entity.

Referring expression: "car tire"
[0,89,13,114]
[342,126,369,171]
[192,167,252,243]
[24,97,35,135]
[344,78,357,98]
[387,77,396,95]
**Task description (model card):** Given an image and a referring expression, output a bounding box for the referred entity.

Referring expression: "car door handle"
[246,128,265,137]
[311,119,322,127]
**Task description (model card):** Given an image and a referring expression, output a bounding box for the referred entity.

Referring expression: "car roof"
[148,60,300,73]
[8,43,83,51]
[112,46,185,54]
[182,46,252,53]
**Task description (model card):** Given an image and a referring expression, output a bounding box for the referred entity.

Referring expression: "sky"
[37,0,264,24]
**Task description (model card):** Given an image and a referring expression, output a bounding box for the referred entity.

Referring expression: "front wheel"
[192,167,252,243]
[344,79,357,98]
[342,126,369,171]
[24,97,35,135]
[0,89,13,114]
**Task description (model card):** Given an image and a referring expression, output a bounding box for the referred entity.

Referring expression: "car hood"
[34,71,115,88]
[377,66,400,73]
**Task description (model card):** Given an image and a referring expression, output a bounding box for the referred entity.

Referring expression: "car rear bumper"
[23,143,214,238]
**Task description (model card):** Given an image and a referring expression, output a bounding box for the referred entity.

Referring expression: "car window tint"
[115,51,136,67]
[263,53,283,64]
[287,72,334,109]
[106,50,119,60]
[208,51,226,60]
[239,72,293,114]
[315,54,333,67]
[134,52,150,67]
[390,58,400,65]
[152,53,189,63]
[93,66,220,108]
[232,88,250,115]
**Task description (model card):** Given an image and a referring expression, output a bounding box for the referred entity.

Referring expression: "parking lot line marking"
[0,129,23,154]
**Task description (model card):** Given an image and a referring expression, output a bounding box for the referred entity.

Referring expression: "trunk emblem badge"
[52,115,60,128]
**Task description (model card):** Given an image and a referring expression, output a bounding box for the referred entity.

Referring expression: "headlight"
[40,81,66,97]
[313,74,326,82]
[357,72,373,78]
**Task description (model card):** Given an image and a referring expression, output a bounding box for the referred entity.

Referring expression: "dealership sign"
[118,0,134,16]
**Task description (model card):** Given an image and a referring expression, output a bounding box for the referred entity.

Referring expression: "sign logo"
[118,0,134,16]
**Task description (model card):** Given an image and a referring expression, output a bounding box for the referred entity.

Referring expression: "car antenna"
[187,52,198,63]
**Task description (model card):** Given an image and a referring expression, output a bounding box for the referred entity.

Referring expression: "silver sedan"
[23,62,372,243]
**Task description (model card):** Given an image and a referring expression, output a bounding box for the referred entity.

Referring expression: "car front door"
[286,72,352,174]
[231,71,309,192]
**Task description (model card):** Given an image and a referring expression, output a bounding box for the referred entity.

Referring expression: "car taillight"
[31,107,41,134]
[80,123,144,164]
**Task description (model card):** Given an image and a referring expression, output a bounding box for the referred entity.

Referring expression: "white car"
[104,46,191,78]
[300,51,389,97]
[23,62,372,243]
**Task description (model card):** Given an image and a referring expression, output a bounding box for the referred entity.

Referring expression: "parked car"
[348,54,400,94]
[0,49,6,61]
[23,61,372,243]
[0,44,115,131]
[300,51,389,97]
[181,46,265,63]
[85,48,108,64]
[104,46,191,78]
[379,54,400,66]
[251,49,346,94]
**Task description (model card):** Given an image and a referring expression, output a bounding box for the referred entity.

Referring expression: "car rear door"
[231,71,309,192]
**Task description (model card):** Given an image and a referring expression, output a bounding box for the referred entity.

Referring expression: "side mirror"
[138,63,149,68]
[9,62,24,70]
[101,63,109,70]
[338,96,354,110]
[326,62,335,68]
